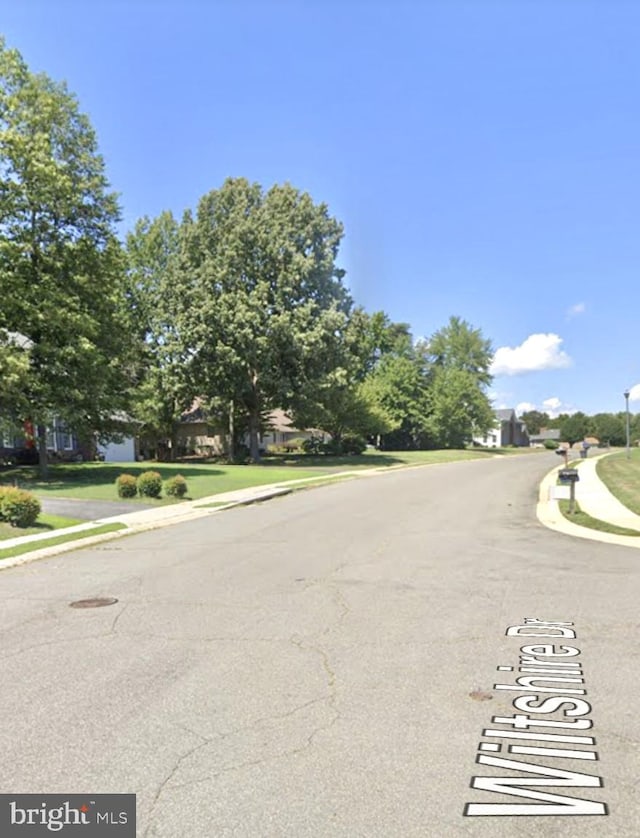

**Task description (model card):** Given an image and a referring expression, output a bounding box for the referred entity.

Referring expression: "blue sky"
[3,0,639,416]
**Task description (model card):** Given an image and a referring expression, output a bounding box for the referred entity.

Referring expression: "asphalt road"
[1,453,638,837]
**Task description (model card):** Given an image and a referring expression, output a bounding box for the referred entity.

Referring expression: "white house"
[473,409,530,448]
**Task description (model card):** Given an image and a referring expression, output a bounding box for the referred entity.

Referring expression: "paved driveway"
[39,496,155,521]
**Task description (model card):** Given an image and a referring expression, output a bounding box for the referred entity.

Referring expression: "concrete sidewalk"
[574,454,640,531]
[0,471,364,565]
[4,452,640,566]
[537,452,640,547]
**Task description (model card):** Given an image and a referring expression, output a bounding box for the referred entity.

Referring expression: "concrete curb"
[3,451,597,570]
[536,460,640,549]
[0,471,379,570]
[0,458,467,570]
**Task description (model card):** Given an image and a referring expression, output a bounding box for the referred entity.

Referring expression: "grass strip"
[558,499,640,536]
[0,513,85,541]
[0,448,542,502]
[596,449,640,516]
[0,523,127,561]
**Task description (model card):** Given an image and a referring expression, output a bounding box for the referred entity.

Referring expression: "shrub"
[340,433,367,455]
[321,438,342,455]
[232,443,251,464]
[137,470,163,498]
[116,473,138,498]
[266,444,287,454]
[543,439,559,450]
[301,436,324,455]
[0,487,41,527]
[164,474,188,498]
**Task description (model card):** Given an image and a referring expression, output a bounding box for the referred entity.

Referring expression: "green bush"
[116,473,138,498]
[266,444,287,454]
[543,439,560,450]
[0,487,41,527]
[164,474,188,498]
[340,433,367,455]
[301,436,324,455]
[137,470,163,498]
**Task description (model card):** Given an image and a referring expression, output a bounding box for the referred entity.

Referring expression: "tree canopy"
[0,39,131,473]
[163,178,351,459]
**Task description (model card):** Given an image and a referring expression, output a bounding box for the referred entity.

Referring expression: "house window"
[46,426,56,450]
[58,426,73,450]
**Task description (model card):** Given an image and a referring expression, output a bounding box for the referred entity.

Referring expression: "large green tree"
[426,367,496,448]
[124,211,191,458]
[424,316,495,447]
[171,178,350,460]
[519,409,551,435]
[428,315,493,386]
[0,39,130,474]
[558,412,589,446]
[588,412,625,447]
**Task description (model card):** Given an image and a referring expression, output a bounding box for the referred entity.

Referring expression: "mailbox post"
[558,468,580,514]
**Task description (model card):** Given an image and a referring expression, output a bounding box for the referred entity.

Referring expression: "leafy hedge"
[115,474,137,498]
[164,475,188,498]
[137,470,163,498]
[0,487,41,527]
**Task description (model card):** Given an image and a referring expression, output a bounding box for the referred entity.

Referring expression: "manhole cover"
[69,597,119,609]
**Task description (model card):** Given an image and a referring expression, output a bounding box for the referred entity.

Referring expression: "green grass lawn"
[558,499,640,537]
[596,449,640,516]
[0,448,532,504]
[0,462,321,502]
[0,523,126,561]
[0,513,85,542]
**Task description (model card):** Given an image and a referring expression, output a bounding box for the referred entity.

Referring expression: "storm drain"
[69,597,119,609]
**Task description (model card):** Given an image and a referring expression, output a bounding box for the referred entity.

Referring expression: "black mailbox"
[559,469,580,483]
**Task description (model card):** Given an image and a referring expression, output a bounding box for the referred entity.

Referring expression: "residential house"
[528,428,561,448]
[175,400,226,457]
[1,416,138,464]
[259,409,328,450]
[175,402,327,456]
[473,409,530,448]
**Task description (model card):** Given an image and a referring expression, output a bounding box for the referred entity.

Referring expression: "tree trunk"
[248,406,261,462]
[169,424,179,462]
[36,424,49,479]
[228,399,235,464]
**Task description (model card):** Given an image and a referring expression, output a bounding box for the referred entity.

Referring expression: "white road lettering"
[464,618,607,817]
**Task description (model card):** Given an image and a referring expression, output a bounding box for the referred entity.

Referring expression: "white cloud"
[629,384,640,402]
[567,302,586,318]
[513,396,577,419]
[516,401,536,415]
[542,397,577,418]
[490,333,572,376]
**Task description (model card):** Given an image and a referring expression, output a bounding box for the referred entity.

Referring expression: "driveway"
[39,496,155,521]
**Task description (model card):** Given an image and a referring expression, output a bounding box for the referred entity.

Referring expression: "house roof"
[495,408,516,421]
[266,408,295,433]
[529,429,561,440]
[180,398,209,424]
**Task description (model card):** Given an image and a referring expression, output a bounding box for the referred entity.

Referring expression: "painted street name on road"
[464,617,608,817]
